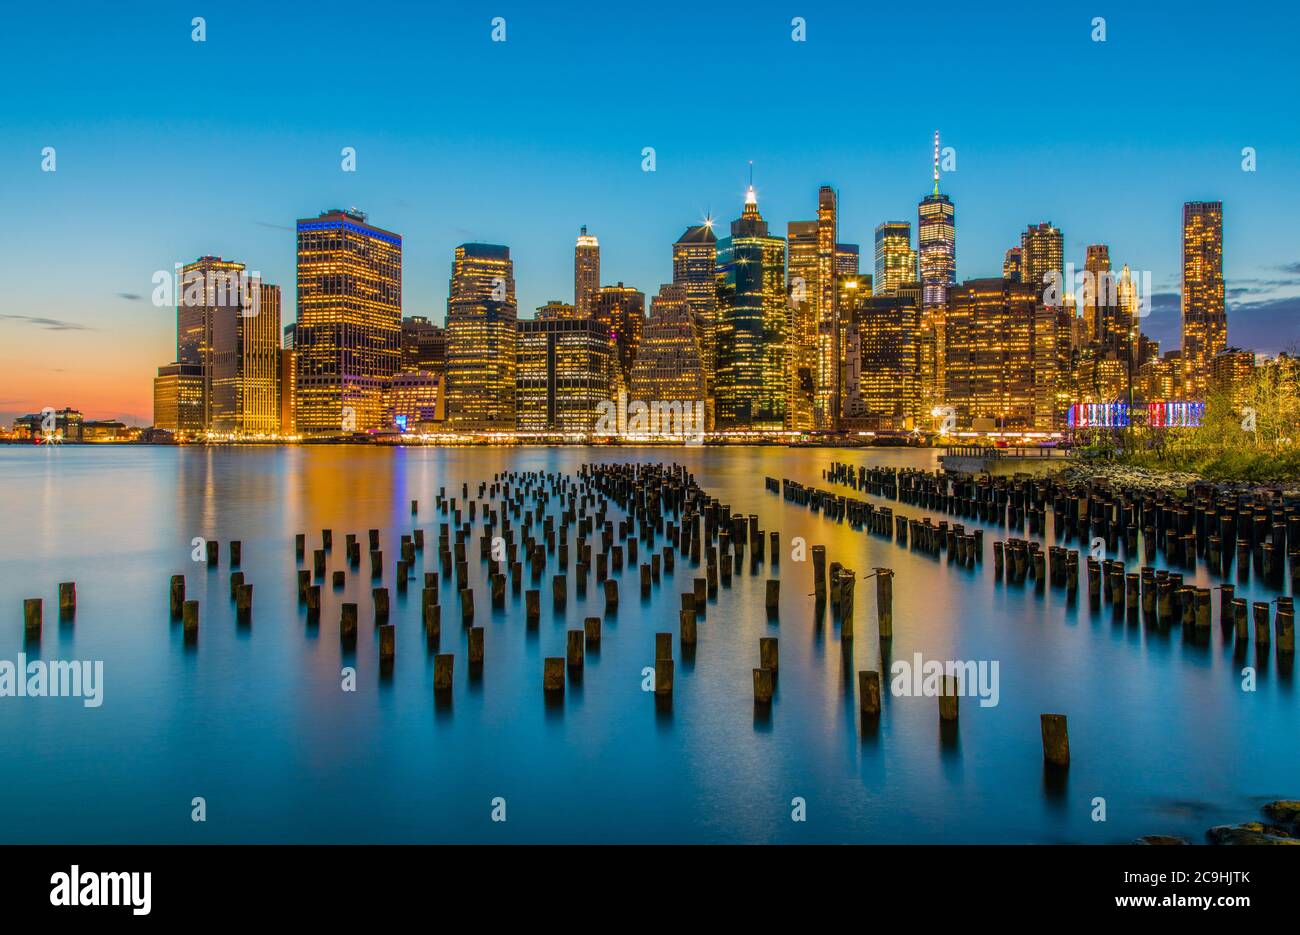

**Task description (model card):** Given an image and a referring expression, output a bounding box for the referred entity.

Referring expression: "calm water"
[0,445,1294,843]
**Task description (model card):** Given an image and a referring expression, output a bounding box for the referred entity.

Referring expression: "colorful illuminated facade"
[446,243,518,430]
[294,209,402,434]
[873,221,917,297]
[715,185,788,430]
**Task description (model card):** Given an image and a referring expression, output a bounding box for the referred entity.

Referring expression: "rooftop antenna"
[932,131,941,196]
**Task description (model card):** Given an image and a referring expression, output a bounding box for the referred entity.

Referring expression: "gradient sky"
[2,0,1298,423]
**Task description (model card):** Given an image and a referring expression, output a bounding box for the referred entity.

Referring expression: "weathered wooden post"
[566,629,584,668]
[379,624,395,664]
[1254,602,1271,645]
[373,587,390,624]
[23,598,42,638]
[182,599,199,637]
[584,616,601,647]
[58,582,76,617]
[206,539,218,567]
[604,578,619,613]
[460,588,474,626]
[295,533,305,560]
[938,675,959,722]
[469,626,485,664]
[235,583,253,621]
[811,546,827,601]
[679,608,697,646]
[759,637,779,673]
[434,654,454,693]
[230,570,245,599]
[525,589,540,623]
[340,603,358,643]
[229,540,242,567]
[170,575,186,617]
[640,563,652,597]
[543,657,565,694]
[753,667,773,703]
[332,570,345,588]
[553,574,567,610]
[306,584,321,618]
[424,604,442,648]
[875,568,893,639]
[858,671,881,715]
[1040,714,1070,766]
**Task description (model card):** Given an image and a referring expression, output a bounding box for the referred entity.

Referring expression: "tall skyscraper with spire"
[918,132,956,309]
[715,178,788,430]
[574,226,600,318]
[1181,201,1225,397]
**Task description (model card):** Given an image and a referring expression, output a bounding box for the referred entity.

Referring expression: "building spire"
[932,130,940,196]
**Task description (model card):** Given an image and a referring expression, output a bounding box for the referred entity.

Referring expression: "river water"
[0,445,1293,843]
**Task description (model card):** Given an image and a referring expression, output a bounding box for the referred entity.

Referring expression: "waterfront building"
[574,226,600,318]
[295,209,402,434]
[445,243,518,430]
[873,221,917,297]
[945,278,1038,429]
[1181,201,1226,397]
[516,316,613,433]
[591,283,645,393]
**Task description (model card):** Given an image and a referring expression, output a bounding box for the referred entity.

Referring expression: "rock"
[1206,822,1300,845]
[1135,835,1189,845]
[1262,801,1300,827]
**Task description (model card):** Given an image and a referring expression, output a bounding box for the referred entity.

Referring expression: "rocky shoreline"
[1137,801,1300,845]
[1049,460,1300,498]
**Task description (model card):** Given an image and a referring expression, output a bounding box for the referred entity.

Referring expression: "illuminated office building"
[785,220,819,431]
[1181,201,1226,397]
[212,281,282,435]
[1020,222,1063,298]
[672,223,718,395]
[630,283,707,409]
[446,243,518,430]
[1002,247,1022,281]
[153,362,204,433]
[835,244,860,277]
[387,370,444,429]
[401,316,446,373]
[715,184,788,430]
[945,278,1038,429]
[873,222,917,297]
[814,186,840,430]
[843,291,921,430]
[279,348,295,435]
[1210,347,1255,408]
[536,300,580,320]
[592,283,645,392]
[837,274,872,426]
[918,132,956,310]
[295,209,402,435]
[1137,355,1179,402]
[574,226,600,318]
[176,255,250,429]
[516,317,612,433]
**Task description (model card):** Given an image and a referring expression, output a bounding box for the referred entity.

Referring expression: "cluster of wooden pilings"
[19,582,77,641]
[165,539,255,642]
[825,461,1300,594]
[770,472,1069,765]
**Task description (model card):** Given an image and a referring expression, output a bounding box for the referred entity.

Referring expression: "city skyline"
[4,1,1300,423]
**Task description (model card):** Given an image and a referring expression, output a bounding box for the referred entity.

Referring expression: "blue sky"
[2,0,1298,421]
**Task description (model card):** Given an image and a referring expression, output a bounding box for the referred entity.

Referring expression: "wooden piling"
[1040,714,1070,766]
[759,636,779,673]
[23,598,42,637]
[469,626,484,664]
[169,575,185,617]
[858,671,881,715]
[58,582,76,616]
[434,653,454,693]
[379,624,395,663]
[566,629,584,668]
[753,666,773,703]
[543,657,565,694]
[182,599,199,636]
[584,616,601,647]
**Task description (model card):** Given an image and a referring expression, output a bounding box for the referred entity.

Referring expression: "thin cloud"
[0,314,93,331]
[116,292,144,301]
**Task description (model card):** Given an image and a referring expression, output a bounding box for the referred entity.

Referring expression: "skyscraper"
[715,184,788,430]
[592,283,645,392]
[873,222,918,297]
[945,278,1038,429]
[1020,222,1063,300]
[176,255,249,429]
[1002,247,1022,281]
[672,223,718,396]
[785,219,819,431]
[918,132,956,310]
[445,243,518,429]
[401,316,446,373]
[574,226,600,318]
[1181,201,1226,397]
[834,244,860,277]
[295,208,402,435]
[843,291,922,430]
[212,281,282,435]
[516,316,612,434]
[630,283,707,408]
[814,186,840,430]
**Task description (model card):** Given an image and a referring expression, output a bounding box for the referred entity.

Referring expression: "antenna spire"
[932,130,940,196]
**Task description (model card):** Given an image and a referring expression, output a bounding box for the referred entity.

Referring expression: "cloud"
[116,292,144,301]
[1275,262,1300,276]
[255,220,295,232]
[0,314,92,331]
[1229,295,1300,355]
